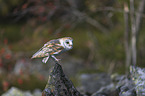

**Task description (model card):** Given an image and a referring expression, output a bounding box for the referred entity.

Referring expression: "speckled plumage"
[31,37,73,63]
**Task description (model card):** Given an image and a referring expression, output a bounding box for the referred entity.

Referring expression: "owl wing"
[31,39,64,59]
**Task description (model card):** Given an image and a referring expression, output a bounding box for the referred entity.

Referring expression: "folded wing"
[31,39,64,59]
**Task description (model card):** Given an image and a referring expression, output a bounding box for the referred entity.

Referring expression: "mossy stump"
[42,63,83,96]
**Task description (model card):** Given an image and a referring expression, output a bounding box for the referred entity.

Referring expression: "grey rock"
[42,63,83,96]
[91,83,115,96]
[91,74,137,96]
[13,58,52,77]
[2,87,42,96]
[62,57,84,76]
[130,66,145,96]
[2,87,33,96]
[33,89,42,96]
[79,73,112,94]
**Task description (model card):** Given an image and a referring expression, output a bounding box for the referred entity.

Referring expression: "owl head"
[59,37,73,50]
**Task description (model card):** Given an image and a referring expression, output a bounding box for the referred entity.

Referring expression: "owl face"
[59,37,73,50]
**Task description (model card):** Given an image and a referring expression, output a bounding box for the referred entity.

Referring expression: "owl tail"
[31,50,42,59]
[42,56,49,63]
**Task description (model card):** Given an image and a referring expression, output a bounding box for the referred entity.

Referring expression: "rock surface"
[4,61,145,96]
[130,66,145,96]
[79,73,112,94]
[91,74,136,96]
[42,62,83,96]
[2,87,41,96]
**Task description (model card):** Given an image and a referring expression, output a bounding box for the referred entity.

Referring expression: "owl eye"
[66,41,69,44]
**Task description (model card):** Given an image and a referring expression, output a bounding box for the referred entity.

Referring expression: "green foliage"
[137,26,145,67]
[1,25,22,43]
[0,0,22,15]
[0,74,46,94]
[11,75,46,91]
[96,26,125,61]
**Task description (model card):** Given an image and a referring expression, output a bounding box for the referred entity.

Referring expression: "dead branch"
[66,0,108,33]
[72,10,109,33]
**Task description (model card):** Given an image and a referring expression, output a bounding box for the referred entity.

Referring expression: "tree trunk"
[130,0,137,66]
[124,3,131,72]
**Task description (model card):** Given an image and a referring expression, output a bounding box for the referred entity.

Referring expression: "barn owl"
[31,37,73,63]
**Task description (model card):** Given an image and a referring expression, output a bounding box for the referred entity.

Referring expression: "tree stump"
[42,63,83,96]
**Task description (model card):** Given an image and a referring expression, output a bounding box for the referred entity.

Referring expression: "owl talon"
[56,58,61,62]
[51,55,60,62]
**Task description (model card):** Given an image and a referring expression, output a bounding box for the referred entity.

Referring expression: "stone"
[79,73,112,94]
[42,63,83,96]
[2,87,32,96]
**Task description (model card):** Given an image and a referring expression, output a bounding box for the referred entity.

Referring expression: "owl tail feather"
[42,56,49,63]
[31,50,41,59]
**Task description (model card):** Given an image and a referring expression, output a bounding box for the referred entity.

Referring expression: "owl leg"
[42,55,50,63]
[51,55,60,62]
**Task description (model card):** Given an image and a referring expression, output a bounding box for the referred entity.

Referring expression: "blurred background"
[0,0,145,95]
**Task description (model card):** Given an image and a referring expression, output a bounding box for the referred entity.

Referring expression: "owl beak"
[69,44,73,48]
[68,40,73,48]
